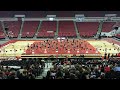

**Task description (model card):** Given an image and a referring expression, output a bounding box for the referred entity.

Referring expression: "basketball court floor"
[0,39,120,58]
[88,40,120,56]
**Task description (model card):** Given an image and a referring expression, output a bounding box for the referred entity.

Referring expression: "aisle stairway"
[18,19,24,39]
[74,21,80,39]
[36,62,53,79]
[95,21,103,38]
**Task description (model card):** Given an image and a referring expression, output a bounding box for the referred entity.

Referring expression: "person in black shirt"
[108,53,110,59]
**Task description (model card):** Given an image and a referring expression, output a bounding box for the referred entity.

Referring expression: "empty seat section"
[102,22,115,32]
[76,22,99,37]
[0,22,5,39]
[4,21,21,38]
[58,21,76,37]
[37,21,56,38]
[22,21,39,38]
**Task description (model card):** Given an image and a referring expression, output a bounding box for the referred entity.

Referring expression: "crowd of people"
[0,38,120,79]
[0,57,120,79]
[0,58,45,79]
[45,58,120,79]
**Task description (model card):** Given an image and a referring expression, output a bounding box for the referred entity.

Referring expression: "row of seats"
[22,21,40,38]
[58,21,76,37]
[76,22,99,37]
[4,21,21,38]
[37,21,56,38]
[0,22,5,39]
[102,22,115,32]
[0,21,117,39]
[0,32,5,39]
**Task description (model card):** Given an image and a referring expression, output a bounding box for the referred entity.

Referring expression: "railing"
[1,17,120,22]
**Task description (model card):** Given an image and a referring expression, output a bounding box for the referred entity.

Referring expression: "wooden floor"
[0,41,35,56]
[88,40,120,56]
[0,40,120,58]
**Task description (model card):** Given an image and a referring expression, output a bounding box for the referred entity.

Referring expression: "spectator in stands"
[56,68,63,79]
[28,71,35,79]
[8,71,16,79]
[104,65,110,73]
[64,69,70,79]
[19,70,29,79]
[0,71,6,79]
[45,70,52,79]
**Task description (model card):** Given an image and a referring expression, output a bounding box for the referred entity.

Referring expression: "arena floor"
[88,40,120,56]
[0,39,120,58]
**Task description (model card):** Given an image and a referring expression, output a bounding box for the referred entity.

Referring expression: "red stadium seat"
[58,21,77,38]
[22,21,39,38]
[4,21,21,38]
[102,22,115,32]
[37,21,56,38]
[76,22,99,37]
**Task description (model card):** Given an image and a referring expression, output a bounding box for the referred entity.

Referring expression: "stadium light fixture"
[75,14,85,22]
[47,15,56,21]
[105,14,117,17]
[105,14,117,21]
[14,15,25,18]
[49,17,54,21]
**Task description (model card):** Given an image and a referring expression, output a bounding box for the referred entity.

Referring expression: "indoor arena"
[0,11,120,79]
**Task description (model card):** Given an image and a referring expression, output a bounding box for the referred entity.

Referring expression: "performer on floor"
[112,43,114,46]
[27,43,29,48]
[108,53,110,59]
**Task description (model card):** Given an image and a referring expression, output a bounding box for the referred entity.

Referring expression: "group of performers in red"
[25,39,97,54]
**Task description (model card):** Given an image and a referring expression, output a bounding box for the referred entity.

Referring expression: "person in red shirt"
[104,65,110,73]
